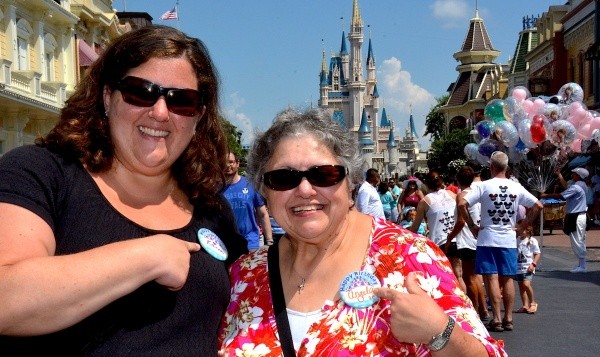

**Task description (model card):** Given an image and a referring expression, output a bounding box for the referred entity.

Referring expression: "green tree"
[427,128,471,177]
[424,95,448,141]
[220,116,247,161]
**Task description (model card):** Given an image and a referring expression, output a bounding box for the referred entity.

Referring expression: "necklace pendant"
[298,278,306,293]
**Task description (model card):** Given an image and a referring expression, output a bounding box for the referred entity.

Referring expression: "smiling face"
[263,135,353,243]
[103,56,204,176]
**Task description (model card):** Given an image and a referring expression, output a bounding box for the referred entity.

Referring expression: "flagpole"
[176,0,180,30]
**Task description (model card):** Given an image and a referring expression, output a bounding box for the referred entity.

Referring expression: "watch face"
[428,317,454,351]
[429,337,447,351]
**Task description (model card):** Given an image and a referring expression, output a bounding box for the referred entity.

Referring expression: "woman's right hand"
[144,234,201,291]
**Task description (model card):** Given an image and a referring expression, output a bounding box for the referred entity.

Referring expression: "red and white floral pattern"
[219,217,506,356]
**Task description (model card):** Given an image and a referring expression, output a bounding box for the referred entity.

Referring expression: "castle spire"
[408,105,419,138]
[352,0,363,29]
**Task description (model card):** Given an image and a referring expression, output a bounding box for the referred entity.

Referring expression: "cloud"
[379,57,437,148]
[223,92,255,144]
[379,57,435,115]
[429,0,469,28]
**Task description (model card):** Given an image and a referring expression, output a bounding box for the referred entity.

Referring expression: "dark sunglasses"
[263,165,347,191]
[115,76,203,117]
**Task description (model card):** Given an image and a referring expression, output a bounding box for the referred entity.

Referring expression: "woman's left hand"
[373,272,449,345]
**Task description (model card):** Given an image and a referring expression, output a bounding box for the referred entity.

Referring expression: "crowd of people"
[6,23,596,355]
[354,150,598,333]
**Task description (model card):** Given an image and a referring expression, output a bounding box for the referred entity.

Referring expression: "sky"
[116,0,558,149]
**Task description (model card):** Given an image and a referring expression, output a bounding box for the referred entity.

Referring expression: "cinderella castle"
[318,0,427,177]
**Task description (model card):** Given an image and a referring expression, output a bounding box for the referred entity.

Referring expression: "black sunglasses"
[115,76,203,117]
[263,165,347,191]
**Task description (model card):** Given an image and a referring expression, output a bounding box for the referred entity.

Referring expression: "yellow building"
[0,0,127,155]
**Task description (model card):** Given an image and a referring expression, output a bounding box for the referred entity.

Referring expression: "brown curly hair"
[36,25,228,208]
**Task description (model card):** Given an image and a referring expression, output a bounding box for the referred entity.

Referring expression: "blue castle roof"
[387,125,397,148]
[380,107,390,127]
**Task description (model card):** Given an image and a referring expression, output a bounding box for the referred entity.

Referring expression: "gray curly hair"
[246,107,363,196]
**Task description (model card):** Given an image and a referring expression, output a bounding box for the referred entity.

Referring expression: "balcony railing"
[9,69,66,107]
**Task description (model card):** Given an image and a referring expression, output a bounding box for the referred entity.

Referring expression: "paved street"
[487,225,600,356]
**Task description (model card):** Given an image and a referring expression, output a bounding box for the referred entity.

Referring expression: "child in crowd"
[399,207,427,235]
[515,221,541,314]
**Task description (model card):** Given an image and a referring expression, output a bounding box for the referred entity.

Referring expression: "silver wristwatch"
[427,316,455,351]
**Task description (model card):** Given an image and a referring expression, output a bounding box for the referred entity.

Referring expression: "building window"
[17,37,28,70]
[43,33,57,81]
[45,53,53,81]
[16,19,33,71]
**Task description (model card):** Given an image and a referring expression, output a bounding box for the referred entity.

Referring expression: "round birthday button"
[339,271,381,309]
[197,228,228,261]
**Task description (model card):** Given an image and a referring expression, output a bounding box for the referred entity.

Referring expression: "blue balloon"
[478,138,502,157]
[476,120,495,138]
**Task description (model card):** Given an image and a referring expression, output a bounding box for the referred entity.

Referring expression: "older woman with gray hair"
[219,108,505,356]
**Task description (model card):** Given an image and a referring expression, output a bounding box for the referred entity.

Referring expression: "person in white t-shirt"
[355,168,385,218]
[542,167,589,272]
[459,151,543,332]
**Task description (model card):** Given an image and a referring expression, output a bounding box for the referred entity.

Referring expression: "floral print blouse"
[218,217,506,356]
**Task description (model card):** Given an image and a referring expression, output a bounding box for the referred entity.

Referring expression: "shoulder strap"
[267,244,297,357]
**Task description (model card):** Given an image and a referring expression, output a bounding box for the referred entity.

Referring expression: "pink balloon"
[590,116,600,130]
[570,101,583,111]
[571,138,582,152]
[574,107,588,120]
[512,88,527,102]
[568,114,582,128]
[578,124,593,139]
[522,100,535,116]
[533,98,546,113]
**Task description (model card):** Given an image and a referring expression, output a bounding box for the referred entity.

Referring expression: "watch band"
[427,316,455,351]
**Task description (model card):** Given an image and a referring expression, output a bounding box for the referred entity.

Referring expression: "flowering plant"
[448,158,467,171]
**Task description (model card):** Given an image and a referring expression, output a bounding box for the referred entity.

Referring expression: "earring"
[104,110,109,118]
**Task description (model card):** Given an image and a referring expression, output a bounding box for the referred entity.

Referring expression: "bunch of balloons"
[464,82,600,166]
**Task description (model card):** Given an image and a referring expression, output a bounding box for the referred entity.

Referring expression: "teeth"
[292,205,324,213]
[138,126,169,137]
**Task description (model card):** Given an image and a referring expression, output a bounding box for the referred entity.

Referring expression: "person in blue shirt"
[399,207,427,235]
[223,152,273,251]
[388,178,402,222]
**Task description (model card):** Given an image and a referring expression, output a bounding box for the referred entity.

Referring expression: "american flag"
[160,7,178,20]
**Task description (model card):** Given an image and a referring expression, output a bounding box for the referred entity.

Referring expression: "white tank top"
[287,308,322,350]
[455,188,480,250]
[425,189,456,246]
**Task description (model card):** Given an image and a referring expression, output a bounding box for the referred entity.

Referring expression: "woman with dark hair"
[0,25,246,354]
[409,171,457,249]
[397,179,424,221]
[218,107,505,356]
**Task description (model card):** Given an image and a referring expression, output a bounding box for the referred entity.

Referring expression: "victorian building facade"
[0,0,129,155]
[438,7,507,132]
[522,0,596,109]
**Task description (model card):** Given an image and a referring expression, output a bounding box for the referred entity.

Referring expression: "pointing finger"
[373,287,400,301]
[187,242,201,253]
[405,272,427,296]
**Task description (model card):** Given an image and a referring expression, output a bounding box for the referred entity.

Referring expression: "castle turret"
[387,121,398,175]
[319,48,329,106]
[358,108,374,168]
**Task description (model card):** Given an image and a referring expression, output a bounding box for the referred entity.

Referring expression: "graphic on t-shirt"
[440,211,455,234]
[488,186,516,225]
